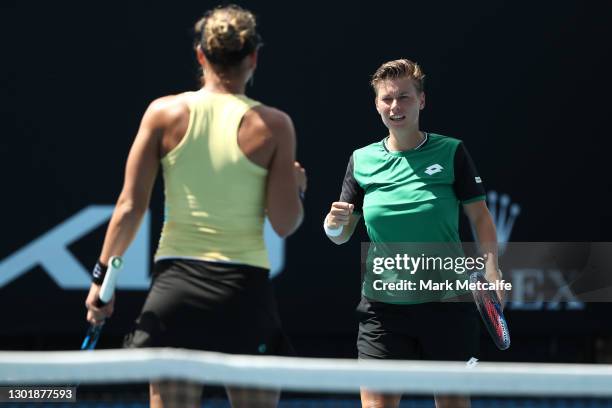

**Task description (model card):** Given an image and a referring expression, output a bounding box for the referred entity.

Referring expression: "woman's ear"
[196,45,207,68]
[248,49,258,71]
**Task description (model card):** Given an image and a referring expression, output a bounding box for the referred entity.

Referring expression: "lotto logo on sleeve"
[425,164,443,175]
[475,177,482,183]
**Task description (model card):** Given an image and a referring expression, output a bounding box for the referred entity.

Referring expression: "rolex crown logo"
[487,191,521,254]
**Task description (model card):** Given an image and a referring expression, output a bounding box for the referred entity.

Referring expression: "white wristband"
[324,219,344,237]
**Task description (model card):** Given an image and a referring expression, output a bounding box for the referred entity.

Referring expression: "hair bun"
[195,5,261,68]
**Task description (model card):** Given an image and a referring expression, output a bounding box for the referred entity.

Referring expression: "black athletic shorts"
[356,297,480,361]
[123,259,293,356]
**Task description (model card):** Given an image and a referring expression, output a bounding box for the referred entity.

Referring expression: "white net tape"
[1,348,611,397]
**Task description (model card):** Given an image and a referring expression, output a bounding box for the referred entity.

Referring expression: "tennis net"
[1,348,612,407]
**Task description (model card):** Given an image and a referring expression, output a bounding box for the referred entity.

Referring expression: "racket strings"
[485,298,505,339]
[484,297,510,345]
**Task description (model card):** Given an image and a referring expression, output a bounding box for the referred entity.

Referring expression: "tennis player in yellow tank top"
[155,91,272,268]
[84,5,305,408]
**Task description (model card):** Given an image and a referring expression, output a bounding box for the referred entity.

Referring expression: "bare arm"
[464,200,505,303]
[99,108,162,262]
[85,98,166,324]
[264,111,304,237]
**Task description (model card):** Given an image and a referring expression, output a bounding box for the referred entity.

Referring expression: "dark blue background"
[2,1,611,363]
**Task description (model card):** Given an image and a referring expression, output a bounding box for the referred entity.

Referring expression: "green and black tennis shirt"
[340,132,486,303]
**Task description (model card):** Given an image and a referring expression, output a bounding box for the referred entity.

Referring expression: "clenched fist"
[326,201,354,229]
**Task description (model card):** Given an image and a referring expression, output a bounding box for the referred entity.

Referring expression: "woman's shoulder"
[148,92,194,111]
[143,92,193,127]
[244,103,294,134]
[251,103,291,122]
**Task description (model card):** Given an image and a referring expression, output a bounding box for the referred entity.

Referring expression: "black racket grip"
[94,297,109,308]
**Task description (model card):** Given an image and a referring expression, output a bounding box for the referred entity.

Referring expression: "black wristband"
[92,260,108,285]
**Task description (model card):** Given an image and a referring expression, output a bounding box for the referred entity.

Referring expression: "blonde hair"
[370,59,426,93]
[194,5,261,68]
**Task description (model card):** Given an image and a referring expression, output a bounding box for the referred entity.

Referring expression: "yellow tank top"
[154,89,269,269]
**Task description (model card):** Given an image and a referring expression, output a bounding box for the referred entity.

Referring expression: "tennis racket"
[81,256,124,350]
[469,271,511,350]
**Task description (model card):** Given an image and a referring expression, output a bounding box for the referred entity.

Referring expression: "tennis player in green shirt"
[324,59,503,408]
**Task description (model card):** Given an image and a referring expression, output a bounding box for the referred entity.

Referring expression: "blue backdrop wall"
[2,0,611,363]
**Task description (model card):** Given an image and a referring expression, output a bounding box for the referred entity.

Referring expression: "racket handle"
[81,323,104,350]
[97,256,123,305]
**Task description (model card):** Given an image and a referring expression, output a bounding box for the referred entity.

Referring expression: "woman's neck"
[387,129,424,151]
[202,72,247,95]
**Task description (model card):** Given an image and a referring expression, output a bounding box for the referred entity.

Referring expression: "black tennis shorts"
[356,297,480,361]
[123,258,293,356]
